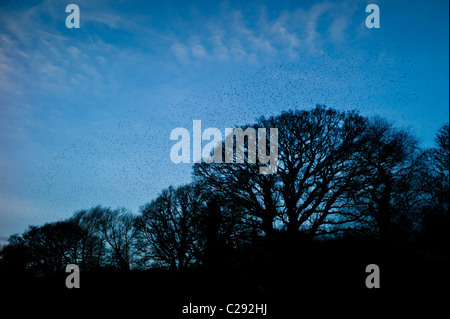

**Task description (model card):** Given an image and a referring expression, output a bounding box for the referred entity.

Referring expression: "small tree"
[135,185,205,270]
[74,206,137,271]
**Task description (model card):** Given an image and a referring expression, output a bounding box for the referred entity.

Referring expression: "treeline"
[1,106,448,281]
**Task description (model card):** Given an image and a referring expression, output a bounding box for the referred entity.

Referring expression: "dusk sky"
[0,0,448,244]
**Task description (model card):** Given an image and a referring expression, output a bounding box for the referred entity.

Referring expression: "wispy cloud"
[166,1,360,64]
[0,1,155,142]
[170,42,190,63]
[0,0,363,146]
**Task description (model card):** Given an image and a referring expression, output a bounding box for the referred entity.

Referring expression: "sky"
[0,0,448,244]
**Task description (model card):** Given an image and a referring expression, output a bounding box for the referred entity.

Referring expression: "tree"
[135,184,205,270]
[0,234,32,274]
[195,105,368,239]
[73,206,137,271]
[271,106,368,237]
[426,123,449,211]
[418,123,449,258]
[69,211,106,270]
[9,221,86,275]
[342,117,425,244]
[193,122,279,237]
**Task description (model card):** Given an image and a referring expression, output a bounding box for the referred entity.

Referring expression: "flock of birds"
[7,45,436,232]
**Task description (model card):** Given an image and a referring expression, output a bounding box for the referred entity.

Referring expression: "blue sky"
[0,0,448,243]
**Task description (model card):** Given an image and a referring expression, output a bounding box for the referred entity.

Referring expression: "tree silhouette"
[0,234,32,274]
[341,117,426,244]
[135,185,205,270]
[0,107,448,301]
[419,123,449,259]
[194,122,278,237]
[73,206,137,271]
[6,220,91,275]
[195,105,368,239]
[426,123,449,211]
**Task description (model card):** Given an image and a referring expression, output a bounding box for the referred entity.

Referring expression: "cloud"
[165,1,360,65]
[171,42,190,63]
[210,35,230,60]
[191,44,208,59]
[0,0,364,144]
[329,16,349,42]
[0,0,155,141]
